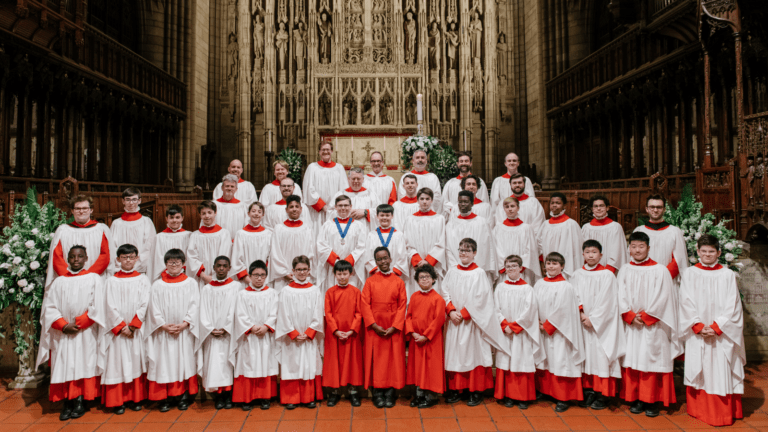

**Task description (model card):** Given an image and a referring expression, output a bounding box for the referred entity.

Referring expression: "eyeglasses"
[123,198,140,203]
[73,207,91,212]
[120,255,138,260]
[294,268,310,273]
[506,264,521,269]
[166,260,183,266]
[418,275,433,280]
[592,204,607,208]
[459,249,473,254]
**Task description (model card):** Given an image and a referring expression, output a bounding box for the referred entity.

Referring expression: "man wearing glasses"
[110,187,157,275]
[632,194,688,283]
[581,195,628,274]
[45,194,115,289]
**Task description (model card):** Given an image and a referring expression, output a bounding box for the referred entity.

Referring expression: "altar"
[323,133,411,183]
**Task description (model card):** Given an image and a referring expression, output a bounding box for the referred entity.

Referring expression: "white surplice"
[274,282,325,380]
[268,221,317,290]
[445,214,497,281]
[403,211,446,299]
[229,286,280,379]
[186,225,233,285]
[494,194,546,236]
[37,271,105,383]
[110,213,156,275]
[494,279,544,372]
[442,175,490,218]
[490,175,536,208]
[571,265,624,379]
[534,276,585,378]
[263,200,314,234]
[492,219,542,285]
[537,214,584,278]
[328,188,380,231]
[213,180,258,208]
[363,172,398,206]
[198,278,241,391]
[45,222,115,289]
[356,228,408,287]
[581,218,629,273]
[440,265,510,372]
[259,180,303,208]
[634,223,689,282]
[679,265,745,396]
[214,199,248,241]
[447,200,495,230]
[617,261,681,373]
[149,229,192,281]
[145,274,200,384]
[397,171,443,214]
[230,225,272,280]
[392,197,419,231]
[98,272,151,386]
[302,161,349,228]
[316,218,367,294]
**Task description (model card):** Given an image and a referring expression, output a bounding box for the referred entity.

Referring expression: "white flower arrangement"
[400,135,459,184]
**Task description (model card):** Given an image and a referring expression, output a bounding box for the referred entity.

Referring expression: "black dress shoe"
[129,401,143,411]
[348,393,361,407]
[157,399,173,412]
[260,399,271,410]
[241,402,253,411]
[590,398,608,410]
[645,404,660,417]
[214,396,226,410]
[59,401,72,421]
[554,401,569,412]
[305,401,317,408]
[503,398,515,408]
[517,401,529,410]
[629,400,645,414]
[114,405,126,415]
[578,390,596,408]
[224,393,233,410]
[373,395,386,408]
[285,403,297,410]
[410,396,424,407]
[177,392,191,411]
[467,392,483,407]
[535,391,545,401]
[70,396,86,419]
[418,398,439,408]
[326,394,341,407]
[443,391,461,404]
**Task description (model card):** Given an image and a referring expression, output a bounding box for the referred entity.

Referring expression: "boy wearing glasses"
[146,249,201,412]
[581,196,628,274]
[110,187,156,276]
[445,191,497,282]
[441,238,508,407]
[100,244,152,414]
[150,205,192,281]
[230,260,279,410]
[633,194,688,283]
[275,256,325,409]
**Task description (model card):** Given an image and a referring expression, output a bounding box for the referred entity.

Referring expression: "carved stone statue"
[406,97,416,124]
[227,33,239,121]
[318,13,333,64]
[429,22,441,71]
[756,155,765,205]
[294,22,306,70]
[362,103,375,125]
[405,12,417,65]
[469,11,483,61]
[497,33,507,78]
[446,22,459,69]
[275,22,289,70]
[318,94,330,125]
[253,13,264,61]
[227,0,238,39]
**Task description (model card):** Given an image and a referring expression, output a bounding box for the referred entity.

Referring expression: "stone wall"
[738,244,768,361]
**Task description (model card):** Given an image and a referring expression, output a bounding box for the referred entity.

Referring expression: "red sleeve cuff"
[499,268,506,274]
[509,321,524,334]
[539,255,544,262]
[543,320,556,335]
[667,256,680,279]
[501,319,510,330]
[411,254,423,268]
[344,254,356,266]
[446,302,456,314]
[196,265,205,277]
[606,264,617,274]
[236,270,248,280]
[393,268,402,276]
[425,255,437,266]
[640,311,660,326]
[692,323,705,334]
[75,311,95,330]
[711,321,723,335]
[266,325,275,333]
[112,322,127,335]
[365,211,370,222]
[622,311,637,325]
[311,198,326,212]
[369,267,378,275]
[579,305,584,312]
[129,315,143,329]
[327,251,340,266]
[305,328,317,340]
[52,318,68,331]
[460,307,471,320]
[288,330,300,340]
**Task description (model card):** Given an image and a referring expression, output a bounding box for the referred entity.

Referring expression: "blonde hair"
[273,159,290,170]
[503,196,520,206]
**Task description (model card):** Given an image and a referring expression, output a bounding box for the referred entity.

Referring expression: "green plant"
[277,148,304,184]
[400,135,441,170]
[429,144,460,186]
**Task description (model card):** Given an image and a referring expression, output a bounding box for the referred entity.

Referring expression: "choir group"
[37,142,745,427]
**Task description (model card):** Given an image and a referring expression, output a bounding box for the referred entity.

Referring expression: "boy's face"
[213,259,231,280]
[458,245,476,266]
[250,267,268,287]
[418,194,432,211]
[335,269,351,286]
[335,199,351,219]
[200,208,216,226]
[165,259,185,275]
[374,250,391,273]
[698,245,721,265]
[117,252,139,272]
[403,178,417,195]
[377,211,392,228]
[629,241,650,262]
[248,206,264,225]
[583,247,603,267]
[286,201,302,219]
[549,197,564,215]
[592,200,608,219]
[457,195,473,214]
[293,263,310,281]
[68,248,88,271]
[505,261,522,280]
[123,195,141,213]
[545,260,563,276]
[503,201,519,219]
[417,273,434,290]
[463,178,478,194]
[166,213,184,230]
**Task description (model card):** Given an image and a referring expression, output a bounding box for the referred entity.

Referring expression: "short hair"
[68,245,87,256]
[273,159,290,170]
[459,238,478,252]
[280,177,295,185]
[122,187,142,199]
[70,194,93,209]
[335,194,352,205]
[377,204,394,215]
[504,255,523,267]
[348,167,364,176]
[333,259,354,274]
[458,190,474,201]
[416,187,434,200]
[590,195,610,207]
[629,231,650,245]
[373,246,391,258]
[545,252,565,266]
[370,151,383,161]
[249,260,268,275]
[318,140,333,151]
[457,151,472,161]
[222,173,239,184]
[164,248,186,264]
[248,201,265,213]
[286,194,302,206]
[646,194,666,207]
[503,196,520,206]
[414,264,438,284]
[117,244,139,257]
[697,233,720,251]
[412,149,428,159]
[582,239,603,252]
[509,173,526,182]
[292,255,311,268]
[166,204,183,217]
[403,174,418,183]
[550,192,567,204]
[198,200,217,213]
[214,255,231,266]
[460,174,480,190]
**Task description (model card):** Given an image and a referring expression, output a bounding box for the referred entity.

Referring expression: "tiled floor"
[1,363,767,431]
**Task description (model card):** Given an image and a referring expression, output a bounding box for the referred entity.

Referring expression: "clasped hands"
[334,330,355,341]
[371,323,396,337]
[161,322,190,335]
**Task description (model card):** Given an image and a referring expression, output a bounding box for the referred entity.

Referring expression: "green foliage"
[400,135,459,184]
[276,148,304,184]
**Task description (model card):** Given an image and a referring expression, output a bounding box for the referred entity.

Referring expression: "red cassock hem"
[619,368,676,406]
[446,366,494,392]
[233,376,278,402]
[148,376,199,400]
[582,374,619,397]
[102,374,149,407]
[280,376,324,404]
[49,377,101,402]
[686,387,742,427]
[214,386,233,394]
[535,370,584,401]
[494,370,536,401]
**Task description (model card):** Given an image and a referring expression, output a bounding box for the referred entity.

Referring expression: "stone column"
[238,0,252,176]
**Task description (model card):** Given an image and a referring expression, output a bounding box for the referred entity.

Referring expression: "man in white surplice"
[442,152,489,218]
[212,159,258,208]
[363,151,398,206]
[490,152,536,208]
[328,168,379,231]
[302,140,348,229]
[397,149,443,215]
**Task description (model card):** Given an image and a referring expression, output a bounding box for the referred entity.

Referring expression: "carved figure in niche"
[253,12,264,61]
[373,29,383,43]
[353,29,363,43]
[380,98,393,124]
[405,12,417,65]
[756,155,765,205]
[294,22,306,70]
[469,11,483,61]
[446,22,458,69]
[318,13,333,64]
[276,22,289,70]
[362,101,375,125]
[429,22,441,71]
[405,95,416,124]
[741,155,755,206]
[353,14,363,26]
[472,58,483,112]
[318,94,330,125]
[227,33,239,122]
[497,33,507,79]
[227,0,237,39]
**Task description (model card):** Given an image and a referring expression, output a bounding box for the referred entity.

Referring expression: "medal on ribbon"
[335,218,352,245]
[377,227,395,248]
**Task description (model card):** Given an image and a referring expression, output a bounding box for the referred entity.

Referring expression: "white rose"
[689,256,697,264]
[9,288,14,294]
[31,228,39,235]
[12,235,19,241]
[725,253,735,262]
[25,240,35,249]
[29,261,40,271]
[49,233,54,239]
[0,279,3,288]
[41,251,48,257]
[23,283,33,293]
[725,242,734,251]
[17,279,27,287]
[694,232,702,240]
[12,257,22,265]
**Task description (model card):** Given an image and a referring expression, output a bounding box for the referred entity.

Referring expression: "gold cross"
[362,142,375,162]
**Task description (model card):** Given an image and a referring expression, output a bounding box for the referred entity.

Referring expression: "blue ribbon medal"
[335,218,352,245]
[377,227,395,248]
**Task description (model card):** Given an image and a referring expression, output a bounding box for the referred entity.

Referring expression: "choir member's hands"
[412,333,428,344]
[211,329,225,337]
[62,323,80,335]
[335,330,353,340]
[539,320,545,332]
[120,326,134,338]
[504,326,513,335]
[418,260,429,268]
[243,275,252,285]
[449,311,462,325]
[252,324,269,336]
[371,323,387,336]
[350,209,367,220]
[161,324,179,334]
[633,312,644,326]
[383,327,397,337]
[296,333,309,341]
[580,312,593,330]
[285,272,295,282]
[200,273,213,285]
[700,325,717,338]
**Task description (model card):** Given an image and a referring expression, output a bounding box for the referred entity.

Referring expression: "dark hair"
[414,264,438,284]
[582,239,603,252]
[545,252,565,266]
[589,195,610,208]
[550,192,567,204]
[377,204,394,214]
[459,238,478,252]
[403,174,418,183]
[333,259,354,274]
[697,234,720,251]
[509,173,525,182]
[504,255,523,267]
[198,200,217,213]
[646,194,666,207]
[416,187,434,200]
[457,151,472,161]
[70,194,93,209]
[286,194,302,206]
[373,246,391,259]
[460,174,480,190]
[214,255,231,266]
[164,248,186,264]
[117,244,139,257]
[68,245,87,257]
[166,204,183,217]
[248,201,265,213]
[458,190,475,202]
[122,187,142,199]
[629,231,650,245]
[335,194,352,205]
[249,260,268,275]
[292,255,311,268]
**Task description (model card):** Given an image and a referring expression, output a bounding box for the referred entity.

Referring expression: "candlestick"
[417,94,423,121]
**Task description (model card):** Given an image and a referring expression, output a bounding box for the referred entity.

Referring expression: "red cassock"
[405,289,446,394]
[323,284,364,388]
[361,272,407,389]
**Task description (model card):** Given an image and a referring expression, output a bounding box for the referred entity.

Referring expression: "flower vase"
[8,304,45,389]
